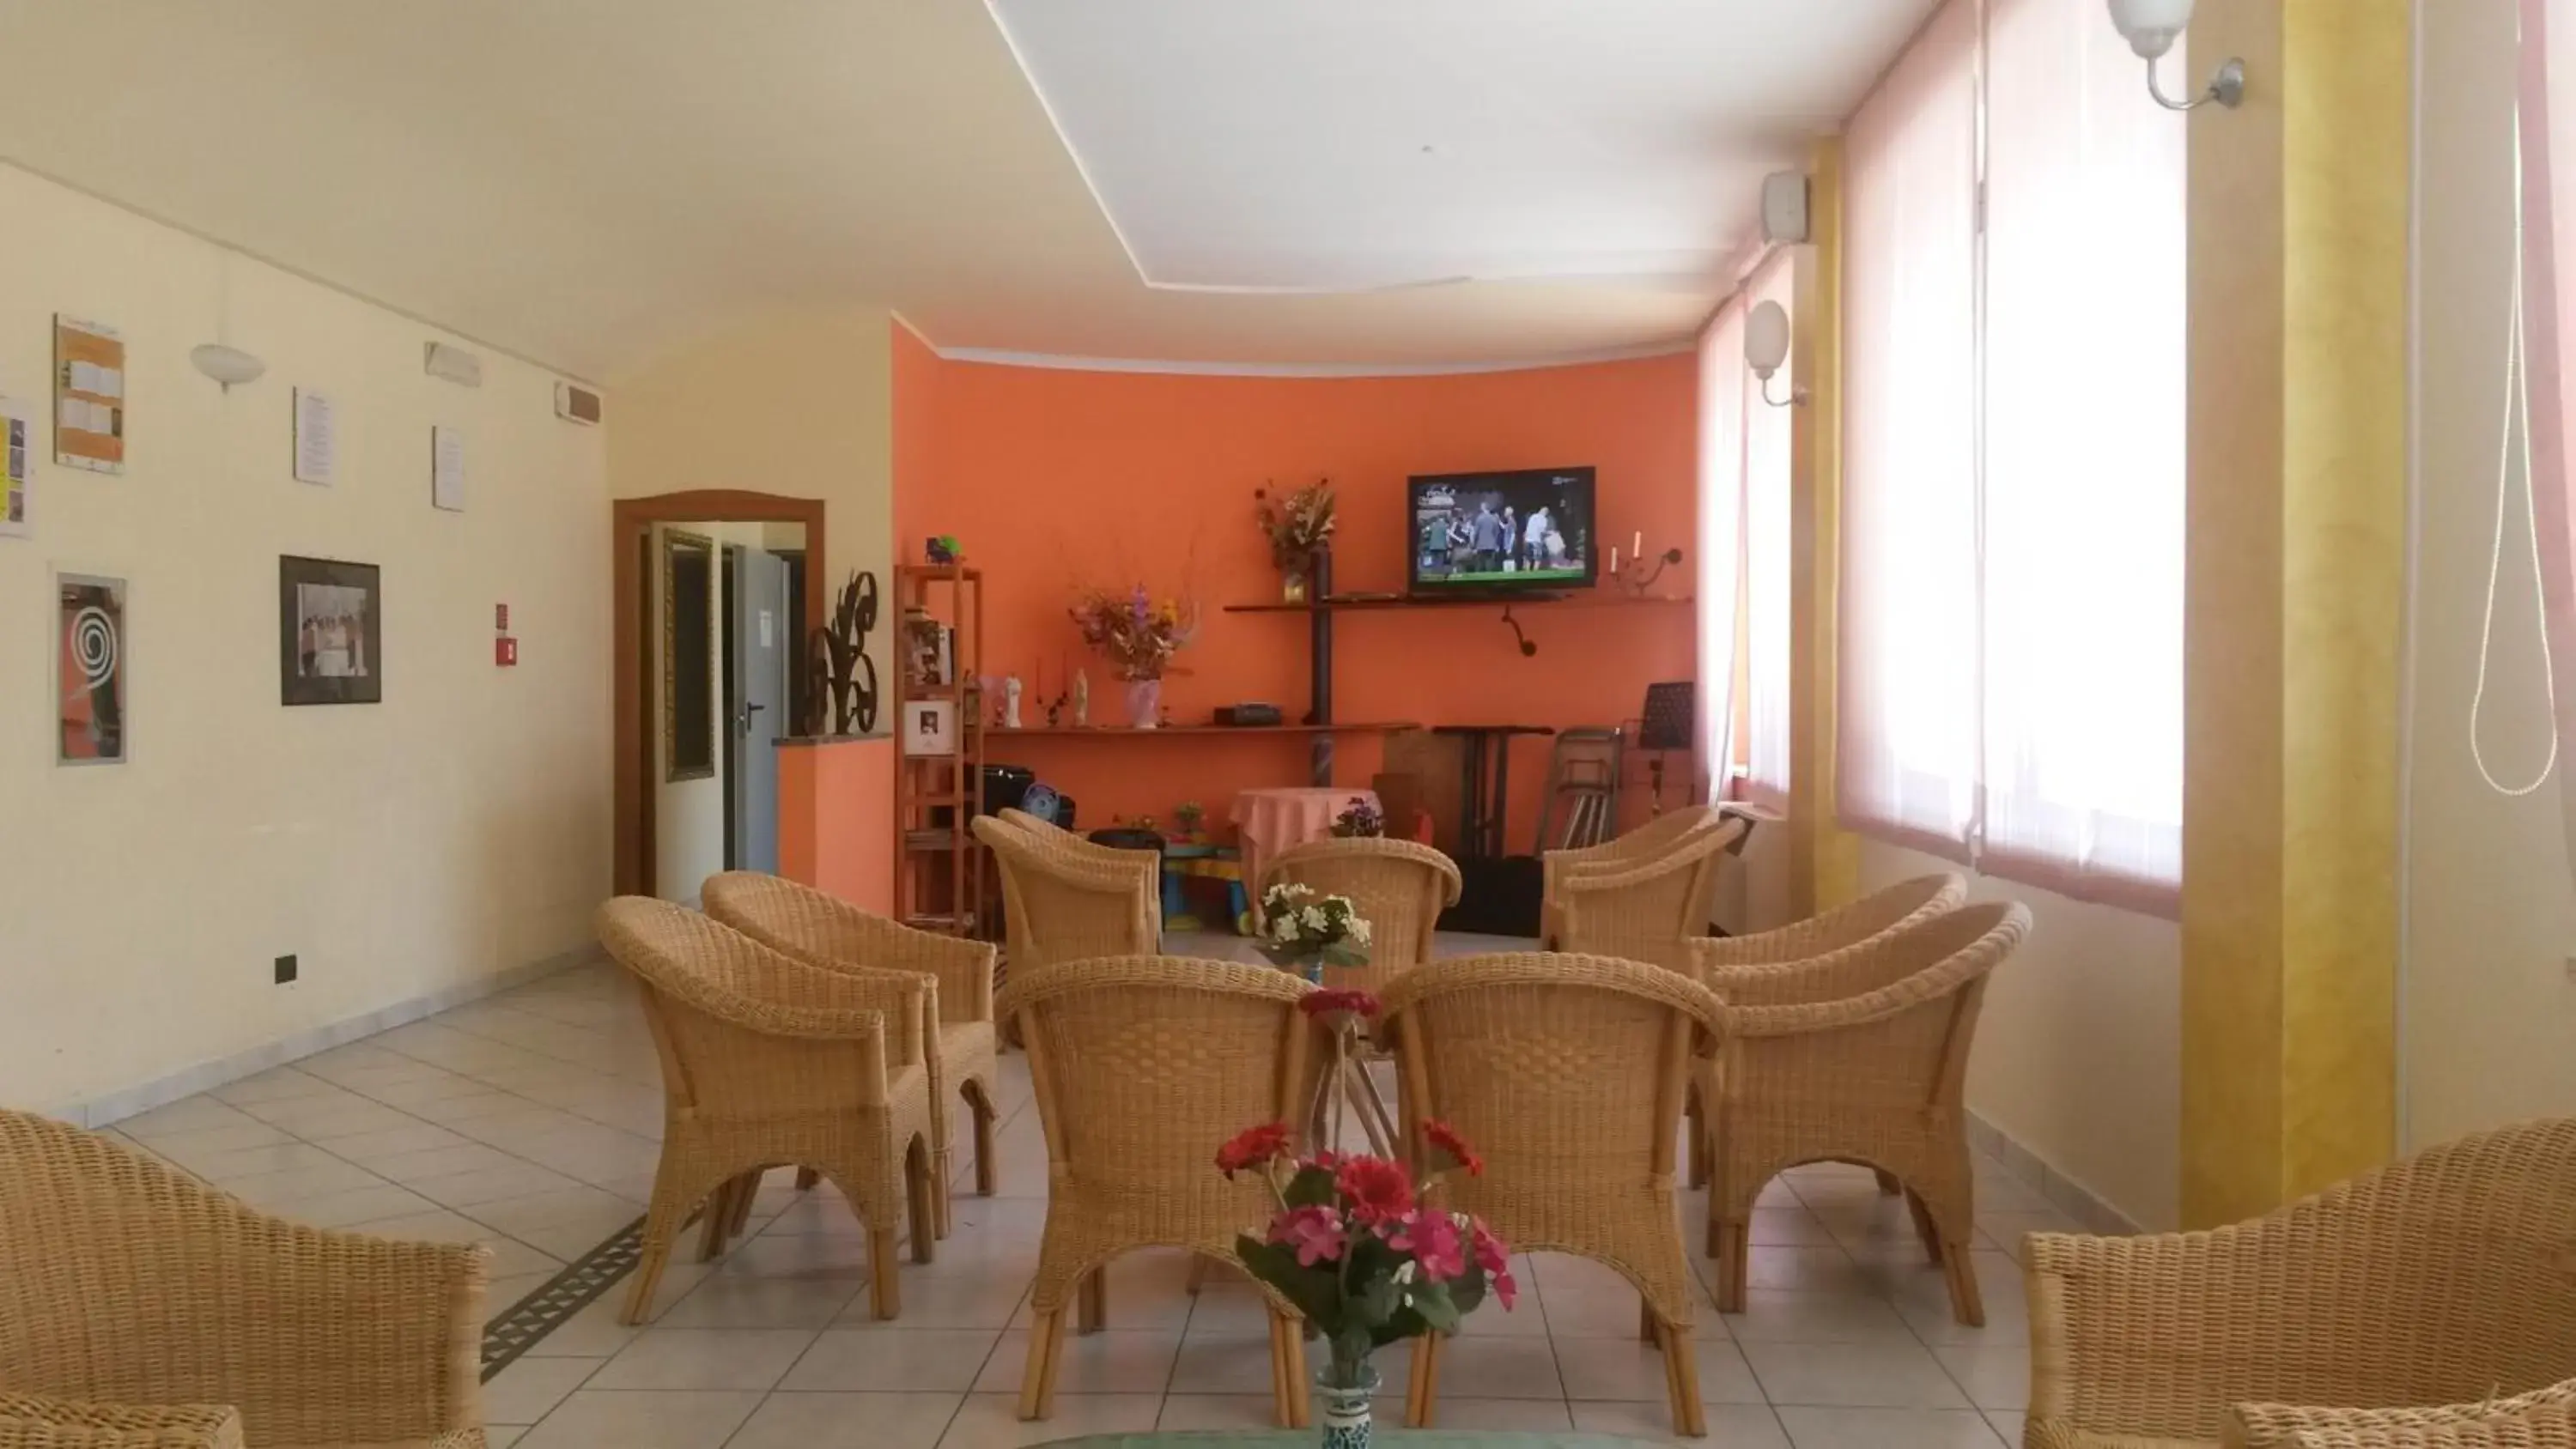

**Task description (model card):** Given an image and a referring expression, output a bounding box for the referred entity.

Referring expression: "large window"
[1696,258,1797,806]
[1841,0,2185,910]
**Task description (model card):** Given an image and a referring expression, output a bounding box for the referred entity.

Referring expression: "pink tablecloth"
[1231,786,1382,903]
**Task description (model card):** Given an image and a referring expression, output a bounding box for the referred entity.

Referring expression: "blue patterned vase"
[1315,1361,1379,1449]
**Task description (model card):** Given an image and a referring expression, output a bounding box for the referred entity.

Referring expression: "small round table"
[1231,785,1382,899]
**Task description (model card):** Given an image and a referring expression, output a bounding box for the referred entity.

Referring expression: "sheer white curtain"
[1697,296,1749,795]
[1742,257,1796,805]
[1978,0,2184,908]
[1839,0,1981,859]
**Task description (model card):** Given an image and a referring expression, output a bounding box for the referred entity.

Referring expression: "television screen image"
[1409,466,1597,592]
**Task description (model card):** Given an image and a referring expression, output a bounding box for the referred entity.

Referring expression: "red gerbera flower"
[1297,988,1382,1020]
[1333,1155,1415,1225]
[1422,1119,1484,1177]
[1215,1121,1292,1179]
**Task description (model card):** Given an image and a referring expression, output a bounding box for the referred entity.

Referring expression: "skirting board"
[51,943,606,1131]
[1966,1108,2147,1236]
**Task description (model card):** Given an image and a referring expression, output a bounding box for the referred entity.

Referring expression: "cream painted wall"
[2404,0,2576,1147]
[0,162,611,1117]
[1856,842,2183,1229]
[607,312,893,614]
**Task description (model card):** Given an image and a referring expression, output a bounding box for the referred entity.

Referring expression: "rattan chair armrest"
[2027,1226,2286,1440]
[0,1397,245,1449]
[1714,960,1971,1038]
[2223,1379,2576,1447]
[891,931,998,1024]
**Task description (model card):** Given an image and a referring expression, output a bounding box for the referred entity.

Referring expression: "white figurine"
[1003,675,1024,730]
[1073,670,1091,727]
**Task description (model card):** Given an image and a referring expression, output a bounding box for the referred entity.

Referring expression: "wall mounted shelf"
[993,722,1420,738]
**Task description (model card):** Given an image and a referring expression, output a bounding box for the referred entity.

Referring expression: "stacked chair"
[0,1109,489,1449]
[994,956,1328,1428]
[703,871,1000,1235]
[1380,952,1722,1437]
[2025,1118,2576,1447]
[1693,900,2030,1325]
[1257,835,1462,994]
[598,895,941,1324]
[1550,807,1750,970]
[975,815,1160,978]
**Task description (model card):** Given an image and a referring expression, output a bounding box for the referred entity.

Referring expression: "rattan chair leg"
[696,1178,737,1263]
[1279,1312,1310,1428]
[623,1168,702,1324]
[867,1226,903,1319]
[727,1170,760,1236]
[1904,1188,1944,1265]
[1939,1240,1984,1326]
[1018,1307,1064,1420]
[1659,1319,1705,1437]
[1077,1266,1108,1333]
[1267,1313,1289,1425]
[1874,1167,1903,1196]
[1638,1298,1658,1342]
[933,1146,957,1240]
[794,1167,821,1191]
[966,1079,999,1197]
[907,1147,937,1265]
[1405,1331,1443,1428]
[1713,1219,1749,1313]
[1685,1093,1709,1190]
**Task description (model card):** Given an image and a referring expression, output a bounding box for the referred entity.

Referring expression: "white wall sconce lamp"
[2108,0,2245,111]
[1745,299,1805,408]
[189,343,267,391]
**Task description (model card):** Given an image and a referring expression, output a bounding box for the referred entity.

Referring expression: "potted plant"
[1328,797,1384,839]
[1256,481,1339,604]
[1069,585,1198,727]
[1255,882,1371,982]
[1218,1118,1515,1447]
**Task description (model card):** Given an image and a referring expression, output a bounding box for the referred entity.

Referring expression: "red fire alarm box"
[495,637,518,667]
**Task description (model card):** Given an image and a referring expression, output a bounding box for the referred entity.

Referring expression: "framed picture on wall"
[280,555,383,706]
[57,572,127,764]
[902,698,958,757]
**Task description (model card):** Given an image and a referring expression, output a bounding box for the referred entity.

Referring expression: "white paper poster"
[294,389,336,486]
[0,397,30,538]
[430,425,465,512]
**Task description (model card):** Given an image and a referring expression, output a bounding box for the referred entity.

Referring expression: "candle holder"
[1617,545,1685,597]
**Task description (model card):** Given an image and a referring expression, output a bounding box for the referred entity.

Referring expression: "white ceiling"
[0,1,1934,380]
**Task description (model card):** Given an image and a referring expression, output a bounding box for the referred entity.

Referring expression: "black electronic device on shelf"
[1216,702,1284,727]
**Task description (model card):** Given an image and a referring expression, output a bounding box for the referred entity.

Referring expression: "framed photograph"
[280,555,382,706]
[57,573,126,764]
[902,698,958,757]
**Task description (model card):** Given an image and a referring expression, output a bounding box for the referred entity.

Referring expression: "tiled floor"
[99,932,2081,1448]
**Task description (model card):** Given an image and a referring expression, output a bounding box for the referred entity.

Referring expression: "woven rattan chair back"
[1687,872,1967,973]
[993,955,1328,1426]
[1259,836,1463,994]
[0,1108,488,1448]
[975,815,1158,976]
[1378,951,1722,1434]
[1552,812,1749,970]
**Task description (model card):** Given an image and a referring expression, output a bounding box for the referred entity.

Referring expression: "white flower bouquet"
[1255,882,1372,980]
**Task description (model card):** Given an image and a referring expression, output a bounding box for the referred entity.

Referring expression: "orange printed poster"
[53,315,125,474]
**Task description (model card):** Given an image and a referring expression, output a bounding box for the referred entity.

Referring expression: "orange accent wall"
[777,737,895,913]
[894,336,1699,852]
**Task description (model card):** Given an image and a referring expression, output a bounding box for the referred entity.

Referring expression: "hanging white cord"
[2471,104,2559,797]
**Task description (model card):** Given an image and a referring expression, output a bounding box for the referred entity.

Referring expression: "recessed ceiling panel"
[991,0,1937,294]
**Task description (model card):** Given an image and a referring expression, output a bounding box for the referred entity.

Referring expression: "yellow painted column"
[2179,0,2407,1228]
[1789,137,1862,917]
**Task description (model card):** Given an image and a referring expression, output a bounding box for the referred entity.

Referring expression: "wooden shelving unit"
[892,564,986,938]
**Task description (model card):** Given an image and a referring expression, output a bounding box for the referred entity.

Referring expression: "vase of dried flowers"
[1257,482,1338,603]
[1123,676,1161,729]
[1071,585,1196,729]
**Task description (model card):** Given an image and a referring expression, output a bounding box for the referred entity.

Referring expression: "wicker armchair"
[1698,901,2029,1326]
[1540,803,1714,948]
[1258,836,1462,994]
[1378,953,1722,1437]
[996,809,1163,933]
[993,955,1328,1428]
[2025,1118,2576,1449]
[0,1109,488,1449]
[975,815,1159,977]
[598,896,939,1324]
[702,870,1000,1234]
[1552,813,1750,972]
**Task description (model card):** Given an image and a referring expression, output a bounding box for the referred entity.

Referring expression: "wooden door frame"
[614,490,828,898]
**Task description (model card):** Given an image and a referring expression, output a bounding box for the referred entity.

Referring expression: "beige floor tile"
[211,1069,339,1106]
[1553,1332,1765,1404]
[1537,1285,1660,1339]
[410,1161,587,1209]
[588,1327,817,1391]
[1431,1397,1583,1431]
[971,1329,1181,1395]
[137,1123,300,1164]
[934,1392,1159,1449]
[1569,1399,1790,1446]
[1153,1394,1285,1430]
[482,1355,603,1425]
[514,1389,762,1449]
[1930,1339,2029,1411]
[269,1183,438,1229]
[659,1273,866,1329]
[1741,1340,1972,1410]
[781,1328,1002,1391]
[1722,1290,1918,1344]
[186,1141,350,1184]
[726,1391,963,1449]
[836,1266,1025,1328]
[1422,1334,1564,1400]
[484,1270,559,1319]
[719,1232,879,1281]
[1984,1410,2024,1443]
[222,1160,391,1205]
[314,1122,474,1164]
[520,1294,646,1358]
[1748,1207,1842,1246]
[361,1142,526,1184]
[1774,1406,2008,1447]
[484,1428,525,1448]
[115,1098,266,1140]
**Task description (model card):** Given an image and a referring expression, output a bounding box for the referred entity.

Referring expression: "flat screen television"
[1408,466,1598,593]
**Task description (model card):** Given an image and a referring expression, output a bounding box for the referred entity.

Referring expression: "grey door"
[731,548,788,874]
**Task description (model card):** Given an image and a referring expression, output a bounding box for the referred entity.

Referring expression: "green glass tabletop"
[1036,1436,1650,1447]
